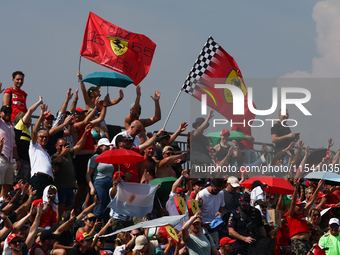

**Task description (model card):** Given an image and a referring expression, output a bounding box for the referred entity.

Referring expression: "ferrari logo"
[108,36,128,56]
[224,69,247,103]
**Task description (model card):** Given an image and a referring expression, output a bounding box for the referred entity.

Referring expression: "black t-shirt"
[228,206,263,242]
[223,190,241,221]
[271,121,293,153]
[215,144,230,162]
[44,129,64,156]
[68,246,96,255]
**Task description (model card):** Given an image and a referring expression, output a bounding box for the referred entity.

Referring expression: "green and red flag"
[80,12,156,85]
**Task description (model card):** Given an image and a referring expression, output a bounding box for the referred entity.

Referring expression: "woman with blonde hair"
[113,231,137,255]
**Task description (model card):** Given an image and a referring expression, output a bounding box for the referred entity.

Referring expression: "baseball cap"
[176,187,188,194]
[254,199,269,206]
[75,107,88,115]
[316,192,326,199]
[193,217,202,224]
[84,213,96,220]
[48,185,58,193]
[100,251,112,255]
[113,171,125,180]
[40,230,58,241]
[1,105,12,113]
[220,236,236,246]
[329,218,340,225]
[44,113,54,119]
[133,235,148,251]
[76,232,93,242]
[87,86,99,97]
[162,146,174,154]
[227,176,240,188]
[239,193,250,206]
[296,199,307,205]
[156,131,170,142]
[220,129,230,136]
[193,178,205,185]
[115,134,133,147]
[97,138,111,147]
[7,233,20,244]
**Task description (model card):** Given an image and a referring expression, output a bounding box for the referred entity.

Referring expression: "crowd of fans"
[0,70,339,255]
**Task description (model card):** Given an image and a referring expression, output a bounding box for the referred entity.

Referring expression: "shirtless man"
[77,71,124,112]
[125,85,161,144]
[138,144,157,183]
[155,146,187,178]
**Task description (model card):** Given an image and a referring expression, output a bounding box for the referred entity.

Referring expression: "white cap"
[329,218,340,225]
[97,138,111,147]
[227,176,240,188]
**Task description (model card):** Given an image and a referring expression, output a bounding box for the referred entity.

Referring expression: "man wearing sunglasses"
[155,146,187,178]
[111,120,143,148]
[318,218,340,254]
[69,232,94,255]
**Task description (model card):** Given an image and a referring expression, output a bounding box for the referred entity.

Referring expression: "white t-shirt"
[166,192,190,231]
[196,188,225,223]
[113,244,128,255]
[29,141,53,177]
[111,131,140,148]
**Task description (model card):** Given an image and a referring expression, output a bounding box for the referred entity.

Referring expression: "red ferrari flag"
[80,12,156,85]
[182,37,255,136]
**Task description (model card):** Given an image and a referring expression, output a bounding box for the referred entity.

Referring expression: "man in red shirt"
[3,71,28,124]
[287,178,324,255]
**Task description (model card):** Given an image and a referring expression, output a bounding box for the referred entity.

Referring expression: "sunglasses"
[312,214,320,217]
[165,152,174,156]
[132,233,140,237]
[38,136,49,139]
[88,218,96,222]
[330,225,339,229]
[10,239,24,244]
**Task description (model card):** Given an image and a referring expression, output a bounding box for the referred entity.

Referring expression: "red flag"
[80,12,156,85]
[182,37,255,137]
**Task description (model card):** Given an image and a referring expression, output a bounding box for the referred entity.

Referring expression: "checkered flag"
[182,36,219,95]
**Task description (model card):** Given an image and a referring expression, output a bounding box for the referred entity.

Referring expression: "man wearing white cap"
[318,218,340,254]
[223,177,241,221]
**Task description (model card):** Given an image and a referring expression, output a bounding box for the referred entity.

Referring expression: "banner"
[182,37,255,135]
[80,12,156,85]
[107,182,158,218]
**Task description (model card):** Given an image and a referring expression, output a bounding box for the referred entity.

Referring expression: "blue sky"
[1,0,339,149]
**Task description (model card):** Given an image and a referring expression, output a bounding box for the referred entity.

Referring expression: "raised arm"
[91,218,115,248]
[69,88,79,114]
[170,169,190,193]
[193,110,214,137]
[89,95,109,127]
[139,129,164,152]
[157,152,187,169]
[142,90,161,127]
[125,85,141,128]
[270,141,296,166]
[288,178,300,218]
[32,104,49,144]
[168,122,188,146]
[22,96,43,124]
[60,88,73,114]
[73,124,92,154]
[76,195,101,221]
[105,89,124,106]
[182,211,202,242]
[77,71,92,107]
[0,212,12,240]
[26,203,43,250]
[304,179,325,216]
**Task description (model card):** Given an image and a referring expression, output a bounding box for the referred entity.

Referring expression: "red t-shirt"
[78,125,95,150]
[113,147,140,183]
[287,212,309,238]
[276,222,290,246]
[31,199,57,227]
[4,87,27,122]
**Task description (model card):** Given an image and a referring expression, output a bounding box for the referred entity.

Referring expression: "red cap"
[75,107,87,114]
[7,233,20,244]
[296,199,307,205]
[316,192,326,199]
[220,237,236,246]
[220,129,230,136]
[76,232,92,242]
[176,187,188,194]
[100,251,109,255]
[44,113,54,119]
[113,171,124,179]
[14,183,23,190]
[32,199,43,207]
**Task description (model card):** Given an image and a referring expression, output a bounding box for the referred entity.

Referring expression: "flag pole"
[162,89,183,130]
[78,56,82,83]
